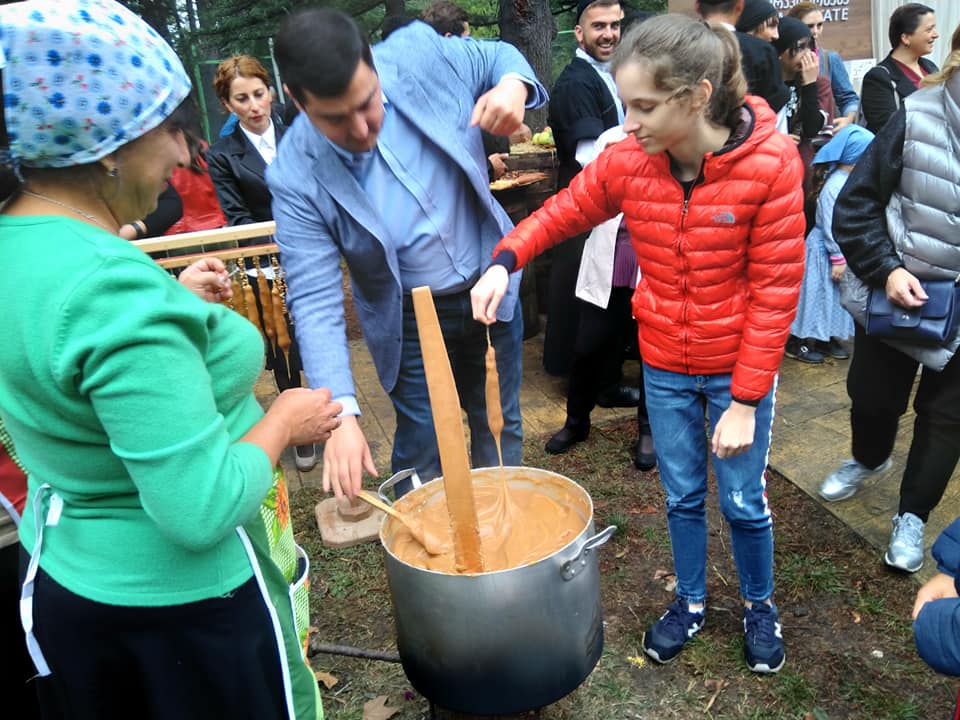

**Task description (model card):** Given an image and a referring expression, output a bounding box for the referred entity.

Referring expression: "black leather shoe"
[596,385,642,408]
[545,426,589,454]
[634,423,656,471]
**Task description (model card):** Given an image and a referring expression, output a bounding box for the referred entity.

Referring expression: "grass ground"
[293,418,956,720]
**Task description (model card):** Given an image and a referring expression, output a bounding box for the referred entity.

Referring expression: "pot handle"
[560,525,617,581]
[377,468,423,504]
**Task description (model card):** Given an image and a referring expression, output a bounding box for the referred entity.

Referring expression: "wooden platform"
[257,328,960,583]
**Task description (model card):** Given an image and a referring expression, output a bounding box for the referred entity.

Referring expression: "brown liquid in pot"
[388,473,588,574]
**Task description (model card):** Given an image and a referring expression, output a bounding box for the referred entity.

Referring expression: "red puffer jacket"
[497,97,805,403]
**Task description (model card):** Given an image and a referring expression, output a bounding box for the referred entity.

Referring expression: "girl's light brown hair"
[611,14,747,128]
[213,55,271,105]
[786,2,822,20]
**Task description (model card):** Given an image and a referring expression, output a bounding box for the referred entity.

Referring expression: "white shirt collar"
[575,47,612,76]
[240,119,277,164]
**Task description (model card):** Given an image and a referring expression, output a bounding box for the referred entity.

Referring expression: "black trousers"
[847,325,960,521]
[19,553,288,720]
[564,288,646,434]
[542,235,587,377]
[2,542,40,718]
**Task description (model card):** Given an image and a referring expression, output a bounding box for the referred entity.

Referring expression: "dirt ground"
[292,417,957,720]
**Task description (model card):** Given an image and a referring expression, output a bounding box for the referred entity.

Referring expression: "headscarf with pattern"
[0,0,191,168]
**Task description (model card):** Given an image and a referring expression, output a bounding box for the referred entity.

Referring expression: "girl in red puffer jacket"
[472,13,805,674]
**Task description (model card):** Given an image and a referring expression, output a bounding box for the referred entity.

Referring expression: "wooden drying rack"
[133,221,279,269]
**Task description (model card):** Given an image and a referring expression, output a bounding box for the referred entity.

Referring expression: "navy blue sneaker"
[642,599,704,663]
[743,602,785,673]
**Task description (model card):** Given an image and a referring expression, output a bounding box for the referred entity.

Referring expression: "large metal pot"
[378,466,615,716]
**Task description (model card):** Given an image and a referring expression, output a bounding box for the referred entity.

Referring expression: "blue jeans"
[643,363,776,605]
[389,293,523,494]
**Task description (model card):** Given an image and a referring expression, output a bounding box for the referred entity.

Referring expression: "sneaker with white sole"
[818,457,893,502]
[743,602,785,673]
[294,444,317,472]
[642,598,704,664]
[884,512,925,572]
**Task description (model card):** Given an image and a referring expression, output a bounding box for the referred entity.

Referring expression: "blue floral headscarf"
[0,0,191,168]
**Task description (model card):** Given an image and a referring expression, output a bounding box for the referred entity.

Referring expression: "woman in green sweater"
[0,2,339,718]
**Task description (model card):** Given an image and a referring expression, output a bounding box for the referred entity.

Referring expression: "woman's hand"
[831,262,846,282]
[885,267,928,309]
[179,257,233,303]
[240,388,343,469]
[269,387,343,447]
[798,49,819,86]
[711,400,756,459]
[471,265,510,325]
[913,572,958,620]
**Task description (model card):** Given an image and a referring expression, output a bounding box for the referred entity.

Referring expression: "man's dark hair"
[696,0,740,18]
[422,0,469,37]
[274,8,374,105]
[382,14,415,40]
[888,3,934,49]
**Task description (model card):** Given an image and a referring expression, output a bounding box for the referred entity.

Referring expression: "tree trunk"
[384,0,405,18]
[498,0,555,131]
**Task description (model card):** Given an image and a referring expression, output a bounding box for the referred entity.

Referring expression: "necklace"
[19,189,114,232]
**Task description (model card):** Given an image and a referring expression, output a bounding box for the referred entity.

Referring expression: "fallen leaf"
[630,505,658,515]
[852,611,862,624]
[363,695,400,720]
[653,568,675,581]
[615,549,628,559]
[703,679,728,713]
[313,670,338,689]
[626,654,646,668]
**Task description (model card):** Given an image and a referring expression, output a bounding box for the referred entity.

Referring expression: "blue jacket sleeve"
[267,166,358,413]
[933,518,960,577]
[914,599,960,676]
[827,51,860,118]
[913,518,960,677]
[407,23,548,109]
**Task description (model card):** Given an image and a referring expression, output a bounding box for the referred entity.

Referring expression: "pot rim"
[377,465,595,577]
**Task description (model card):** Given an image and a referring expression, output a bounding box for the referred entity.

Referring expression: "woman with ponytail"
[472,13,805,673]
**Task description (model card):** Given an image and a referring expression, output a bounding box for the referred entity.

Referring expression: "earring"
[107,167,119,178]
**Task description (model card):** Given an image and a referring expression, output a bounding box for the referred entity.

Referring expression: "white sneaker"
[884,512,925,573]
[818,457,893,502]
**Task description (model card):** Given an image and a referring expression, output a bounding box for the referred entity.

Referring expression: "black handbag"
[865,280,960,343]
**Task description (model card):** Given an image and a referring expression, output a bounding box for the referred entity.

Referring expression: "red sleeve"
[731,140,806,402]
[495,144,626,268]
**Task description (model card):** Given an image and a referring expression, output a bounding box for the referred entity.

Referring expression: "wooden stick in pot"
[411,286,484,573]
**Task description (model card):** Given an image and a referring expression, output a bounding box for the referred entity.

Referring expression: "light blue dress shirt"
[329,96,482,294]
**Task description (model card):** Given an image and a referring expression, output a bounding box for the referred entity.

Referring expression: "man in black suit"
[697,0,790,115]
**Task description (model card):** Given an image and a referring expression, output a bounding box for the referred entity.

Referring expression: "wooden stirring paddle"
[411,286,484,573]
[355,490,446,556]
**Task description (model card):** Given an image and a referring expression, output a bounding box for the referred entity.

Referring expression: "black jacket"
[548,58,621,188]
[207,112,287,228]
[737,31,790,114]
[832,108,906,287]
[860,53,938,134]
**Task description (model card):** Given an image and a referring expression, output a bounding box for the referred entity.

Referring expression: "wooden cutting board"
[411,286,484,573]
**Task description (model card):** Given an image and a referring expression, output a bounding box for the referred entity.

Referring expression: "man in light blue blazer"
[268,9,548,498]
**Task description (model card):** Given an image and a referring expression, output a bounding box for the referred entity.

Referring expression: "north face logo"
[712,212,736,224]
